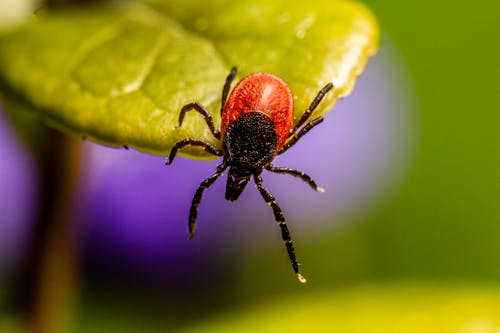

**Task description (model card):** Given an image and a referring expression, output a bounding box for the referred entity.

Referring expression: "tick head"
[225,167,251,202]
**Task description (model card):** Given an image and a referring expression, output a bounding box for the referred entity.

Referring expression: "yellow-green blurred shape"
[180,284,500,333]
[0,0,39,29]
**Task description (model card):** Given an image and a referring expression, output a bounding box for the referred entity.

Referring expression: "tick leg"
[166,139,222,166]
[179,102,220,140]
[291,82,333,134]
[266,165,324,192]
[189,163,226,239]
[279,116,324,155]
[254,174,307,283]
[221,66,237,115]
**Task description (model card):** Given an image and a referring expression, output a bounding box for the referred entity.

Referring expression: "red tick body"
[166,67,334,283]
[221,72,294,151]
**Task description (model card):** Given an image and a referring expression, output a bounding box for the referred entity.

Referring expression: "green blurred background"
[1,0,499,332]
[364,0,499,280]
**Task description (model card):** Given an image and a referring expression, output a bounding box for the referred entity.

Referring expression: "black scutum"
[223,112,277,171]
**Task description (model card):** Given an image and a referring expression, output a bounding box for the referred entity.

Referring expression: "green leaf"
[0,0,379,157]
[178,284,500,333]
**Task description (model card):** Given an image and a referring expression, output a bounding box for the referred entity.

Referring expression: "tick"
[166,67,333,283]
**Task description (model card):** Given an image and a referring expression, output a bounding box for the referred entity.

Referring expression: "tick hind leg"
[221,66,237,115]
[254,174,307,283]
[279,116,324,154]
[175,66,237,143]
[179,102,220,140]
[292,82,334,133]
[280,82,334,155]
[266,165,324,192]
[188,163,227,239]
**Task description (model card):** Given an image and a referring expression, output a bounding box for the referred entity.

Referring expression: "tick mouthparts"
[297,273,307,283]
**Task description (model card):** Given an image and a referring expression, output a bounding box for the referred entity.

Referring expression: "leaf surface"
[0,0,379,157]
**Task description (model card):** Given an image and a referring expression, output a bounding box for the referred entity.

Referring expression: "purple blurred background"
[0,110,38,281]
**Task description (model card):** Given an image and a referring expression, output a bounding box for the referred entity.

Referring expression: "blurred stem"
[13,128,80,333]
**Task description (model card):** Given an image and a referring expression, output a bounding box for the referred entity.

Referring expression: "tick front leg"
[254,174,307,283]
[189,164,226,239]
[166,139,222,165]
[266,165,324,192]
[179,102,220,140]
